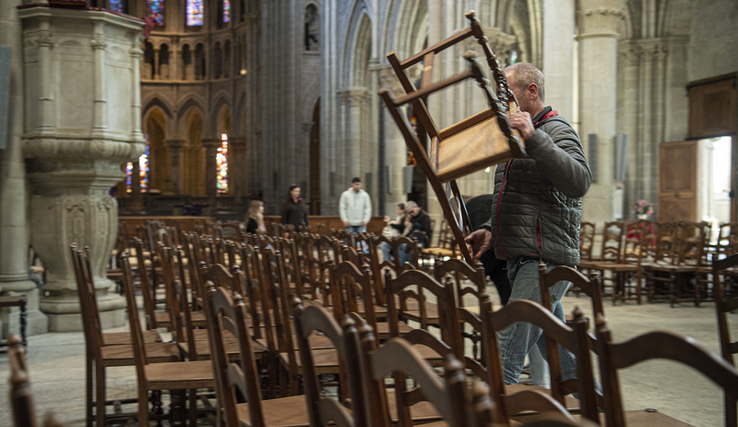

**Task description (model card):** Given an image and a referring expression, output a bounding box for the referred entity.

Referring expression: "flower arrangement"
[632,199,654,216]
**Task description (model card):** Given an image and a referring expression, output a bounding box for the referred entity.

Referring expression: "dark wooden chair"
[385,269,461,360]
[713,253,738,426]
[0,295,26,352]
[434,258,484,307]
[379,11,524,265]
[265,247,342,396]
[356,329,471,427]
[538,265,603,412]
[595,314,738,427]
[120,254,215,427]
[291,298,366,427]
[480,297,594,424]
[71,245,173,427]
[331,259,408,341]
[8,334,67,427]
[204,284,310,427]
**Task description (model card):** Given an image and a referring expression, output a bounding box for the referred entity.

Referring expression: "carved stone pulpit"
[18,5,145,331]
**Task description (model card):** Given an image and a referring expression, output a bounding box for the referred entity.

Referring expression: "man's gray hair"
[505,62,545,103]
[405,201,418,209]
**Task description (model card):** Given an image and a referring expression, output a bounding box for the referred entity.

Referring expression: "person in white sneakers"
[339,177,372,234]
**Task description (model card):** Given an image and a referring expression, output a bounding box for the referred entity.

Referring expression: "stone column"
[230,137,247,206]
[379,67,409,215]
[19,6,145,331]
[153,48,160,80]
[619,45,641,218]
[203,138,221,211]
[346,88,367,179]
[542,0,575,120]
[578,0,626,224]
[0,0,48,338]
[166,139,185,195]
[91,21,108,135]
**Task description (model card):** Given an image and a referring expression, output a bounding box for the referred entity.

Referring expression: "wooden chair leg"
[95,363,106,427]
[138,388,149,427]
[86,353,93,427]
[188,388,197,427]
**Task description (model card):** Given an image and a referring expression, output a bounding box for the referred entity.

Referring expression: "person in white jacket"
[339,177,372,234]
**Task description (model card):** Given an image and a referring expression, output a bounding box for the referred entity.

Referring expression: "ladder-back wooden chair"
[379,10,525,265]
[713,253,738,426]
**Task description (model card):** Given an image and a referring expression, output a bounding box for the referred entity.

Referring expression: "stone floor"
[0,287,733,427]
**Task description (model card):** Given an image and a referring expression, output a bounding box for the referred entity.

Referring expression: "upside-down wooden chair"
[379,10,525,265]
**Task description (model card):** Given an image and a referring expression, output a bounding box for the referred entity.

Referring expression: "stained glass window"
[126,136,150,192]
[187,0,204,26]
[223,0,231,23]
[147,0,164,26]
[109,0,125,13]
[217,133,229,193]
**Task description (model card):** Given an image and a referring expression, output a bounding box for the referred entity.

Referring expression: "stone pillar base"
[41,293,126,332]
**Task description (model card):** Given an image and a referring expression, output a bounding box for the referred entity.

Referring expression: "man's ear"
[527,83,538,99]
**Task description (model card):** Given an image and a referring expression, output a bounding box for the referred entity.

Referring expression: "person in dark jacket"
[245,200,266,234]
[281,185,309,229]
[466,194,511,305]
[465,62,592,386]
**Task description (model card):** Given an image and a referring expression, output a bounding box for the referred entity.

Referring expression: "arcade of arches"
[1,0,737,336]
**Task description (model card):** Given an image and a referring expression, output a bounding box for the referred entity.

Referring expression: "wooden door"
[659,141,698,223]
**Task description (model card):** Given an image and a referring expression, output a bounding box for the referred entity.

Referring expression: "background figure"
[245,200,266,234]
[380,203,406,262]
[465,194,512,305]
[339,177,372,234]
[400,201,431,266]
[281,185,309,229]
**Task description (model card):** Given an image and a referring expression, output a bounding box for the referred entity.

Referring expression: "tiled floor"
[0,288,733,427]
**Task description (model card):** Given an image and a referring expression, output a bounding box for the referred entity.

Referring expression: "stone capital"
[165,138,186,151]
[577,0,626,39]
[90,36,107,50]
[229,137,247,149]
[202,138,221,149]
[35,31,53,48]
[379,66,405,96]
[341,87,369,107]
[618,45,642,65]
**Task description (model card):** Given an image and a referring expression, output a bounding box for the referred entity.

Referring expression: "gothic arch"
[216,104,232,136]
[143,98,175,136]
[341,3,372,88]
[144,107,171,193]
[302,80,320,124]
[350,13,373,88]
[183,107,206,196]
[176,96,207,123]
[391,0,427,60]
[210,93,232,136]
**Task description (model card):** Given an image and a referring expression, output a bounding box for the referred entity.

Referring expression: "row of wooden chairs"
[43,218,738,427]
[579,220,738,306]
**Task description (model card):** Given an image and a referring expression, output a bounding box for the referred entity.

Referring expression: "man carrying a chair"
[465,62,592,385]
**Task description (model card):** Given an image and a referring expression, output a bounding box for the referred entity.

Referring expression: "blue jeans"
[346,225,366,234]
[499,258,577,385]
[346,225,367,251]
[379,242,393,263]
